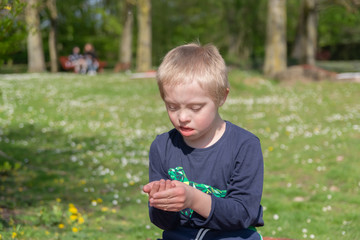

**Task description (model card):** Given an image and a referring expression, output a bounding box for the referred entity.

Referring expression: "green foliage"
[3,0,360,67]
[0,0,27,65]
[0,161,21,174]
[318,4,360,46]
[37,204,63,227]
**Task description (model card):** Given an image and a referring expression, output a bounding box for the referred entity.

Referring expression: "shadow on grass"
[0,123,119,224]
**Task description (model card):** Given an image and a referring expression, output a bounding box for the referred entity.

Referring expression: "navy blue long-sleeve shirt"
[147,121,264,237]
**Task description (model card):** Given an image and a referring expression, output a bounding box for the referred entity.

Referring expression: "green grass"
[316,60,360,73]
[0,71,359,240]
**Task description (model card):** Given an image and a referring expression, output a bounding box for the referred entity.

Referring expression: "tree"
[136,0,152,72]
[263,0,287,77]
[25,0,46,72]
[151,1,224,66]
[317,0,360,59]
[0,0,27,65]
[46,0,58,72]
[119,0,134,70]
[291,0,318,65]
[222,1,265,67]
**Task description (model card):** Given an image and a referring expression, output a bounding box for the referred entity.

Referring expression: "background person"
[83,43,99,75]
[66,46,86,73]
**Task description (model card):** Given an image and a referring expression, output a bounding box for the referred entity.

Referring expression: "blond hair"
[157,43,229,106]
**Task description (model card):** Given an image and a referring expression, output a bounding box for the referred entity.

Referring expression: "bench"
[59,56,107,72]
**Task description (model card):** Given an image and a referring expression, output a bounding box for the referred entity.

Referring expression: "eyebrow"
[164,101,205,108]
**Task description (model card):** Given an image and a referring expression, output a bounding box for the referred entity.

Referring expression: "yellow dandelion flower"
[129,180,135,186]
[101,207,108,212]
[68,203,75,208]
[265,127,271,132]
[45,231,50,235]
[72,227,79,233]
[96,198,103,204]
[80,179,86,185]
[58,223,65,229]
[5,5,12,10]
[111,209,117,213]
[268,146,274,152]
[78,216,85,224]
[56,198,61,203]
[12,232,17,239]
[70,214,78,221]
[69,206,78,214]
[0,234,2,240]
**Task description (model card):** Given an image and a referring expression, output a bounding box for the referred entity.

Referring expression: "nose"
[178,109,190,123]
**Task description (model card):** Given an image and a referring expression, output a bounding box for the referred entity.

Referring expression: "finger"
[153,187,181,201]
[143,184,152,193]
[165,180,172,190]
[152,202,183,212]
[149,181,160,198]
[171,180,183,187]
[158,179,166,192]
[143,181,158,193]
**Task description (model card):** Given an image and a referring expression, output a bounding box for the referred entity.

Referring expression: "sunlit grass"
[0,71,359,239]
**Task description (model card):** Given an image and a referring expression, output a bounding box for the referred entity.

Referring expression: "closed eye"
[190,105,203,112]
[166,104,178,111]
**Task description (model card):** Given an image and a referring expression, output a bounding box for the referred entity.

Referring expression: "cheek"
[167,112,177,123]
[193,112,214,127]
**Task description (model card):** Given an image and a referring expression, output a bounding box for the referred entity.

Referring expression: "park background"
[1,0,360,239]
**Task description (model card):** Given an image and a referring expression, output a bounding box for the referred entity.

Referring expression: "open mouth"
[179,127,194,136]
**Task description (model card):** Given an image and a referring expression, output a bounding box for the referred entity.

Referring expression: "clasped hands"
[143,179,194,212]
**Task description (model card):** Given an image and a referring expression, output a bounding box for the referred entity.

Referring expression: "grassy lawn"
[0,71,359,240]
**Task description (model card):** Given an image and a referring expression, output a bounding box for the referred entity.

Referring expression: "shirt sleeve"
[191,138,264,230]
[147,137,181,230]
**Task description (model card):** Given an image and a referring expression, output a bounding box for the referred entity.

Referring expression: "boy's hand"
[149,180,212,218]
[148,180,194,212]
[143,179,174,199]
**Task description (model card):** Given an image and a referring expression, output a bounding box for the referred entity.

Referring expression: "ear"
[218,88,229,107]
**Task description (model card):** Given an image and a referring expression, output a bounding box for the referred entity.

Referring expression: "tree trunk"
[136,0,152,72]
[25,0,46,72]
[291,0,317,65]
[119,1,134,70]
[264,0,287,78]
[47,0,58,72]
[305,0,317,65]
[291,1,306,62]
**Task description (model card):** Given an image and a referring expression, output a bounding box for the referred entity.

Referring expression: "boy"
[143,43,264,240]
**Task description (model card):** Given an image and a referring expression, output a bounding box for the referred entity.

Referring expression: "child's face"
[163,81,223,148]
[73,47,80,54]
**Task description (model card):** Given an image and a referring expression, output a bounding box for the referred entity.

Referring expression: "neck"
[185,117,226,149]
